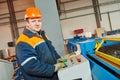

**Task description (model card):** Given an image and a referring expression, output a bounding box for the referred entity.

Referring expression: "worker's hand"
[57,57,68,63]
[54,63,65,72]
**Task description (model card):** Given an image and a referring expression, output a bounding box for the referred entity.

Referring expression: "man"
[16,7,65,80]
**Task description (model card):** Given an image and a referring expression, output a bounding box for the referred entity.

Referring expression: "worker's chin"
[35,29,41,32]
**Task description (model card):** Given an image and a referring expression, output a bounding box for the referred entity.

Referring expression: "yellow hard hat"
[24,7,42,20]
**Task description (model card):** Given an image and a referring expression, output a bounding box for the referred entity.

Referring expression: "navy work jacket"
[16,28,60,80]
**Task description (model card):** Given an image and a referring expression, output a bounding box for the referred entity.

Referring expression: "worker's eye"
[38,19,42,22]
[31,20,36,22]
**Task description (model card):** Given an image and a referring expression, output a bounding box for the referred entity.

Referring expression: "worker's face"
[27,18,42,32]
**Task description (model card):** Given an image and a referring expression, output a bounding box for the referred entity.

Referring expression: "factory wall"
[100,0,120,30]
[60,0,120,39]
[0,2,12,49]
[0,0,34,49]
[0,25,13,49]
[0,0,120,51]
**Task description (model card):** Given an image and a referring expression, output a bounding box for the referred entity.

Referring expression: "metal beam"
[60,12,94,20]
[0,19,24,26]
[0,1,6,4]
[0,0,17,4]
[108,12,112,31]
[56,0,61,15]
[60,1,120,13]
[7,0,19,43]
[61,0,80,4]
[0,9,25,17]
[60,9,120,20]
[0,16,9,19]
[92,0,101,28]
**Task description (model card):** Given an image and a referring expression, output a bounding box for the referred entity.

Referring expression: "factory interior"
[0,0,120,80]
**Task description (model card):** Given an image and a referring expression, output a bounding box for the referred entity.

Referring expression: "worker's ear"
[26,19,29,26]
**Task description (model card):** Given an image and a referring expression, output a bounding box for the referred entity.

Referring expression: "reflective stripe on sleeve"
[21,56,37,66]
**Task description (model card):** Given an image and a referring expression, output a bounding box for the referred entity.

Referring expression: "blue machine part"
[66,42,78,53]
[87,54,120,80]
[66,36,95,54]
[106,29,120,35]
[83,40,120,80]
[67,38,96,56]
[68,36,94,44]
[79,40,96,57]
[67,37,120,80]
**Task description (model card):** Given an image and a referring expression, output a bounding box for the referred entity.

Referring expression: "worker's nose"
[35,21,40,25]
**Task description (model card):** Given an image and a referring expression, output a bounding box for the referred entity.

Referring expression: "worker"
[16,7,65,80]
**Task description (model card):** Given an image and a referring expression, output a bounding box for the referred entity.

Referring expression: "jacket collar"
[23,28,39,38]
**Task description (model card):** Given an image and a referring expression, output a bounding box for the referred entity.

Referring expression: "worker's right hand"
[54,63,65,72]
[57,57,68,63]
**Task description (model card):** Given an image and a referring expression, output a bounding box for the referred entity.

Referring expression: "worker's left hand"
[54,62,66,72]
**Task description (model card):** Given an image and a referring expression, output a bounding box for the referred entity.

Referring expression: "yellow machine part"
[95,40,104,51]
[102,38,120,41]
[96,51,120,65]
[95,38,120,51]
[95,38,120,69]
